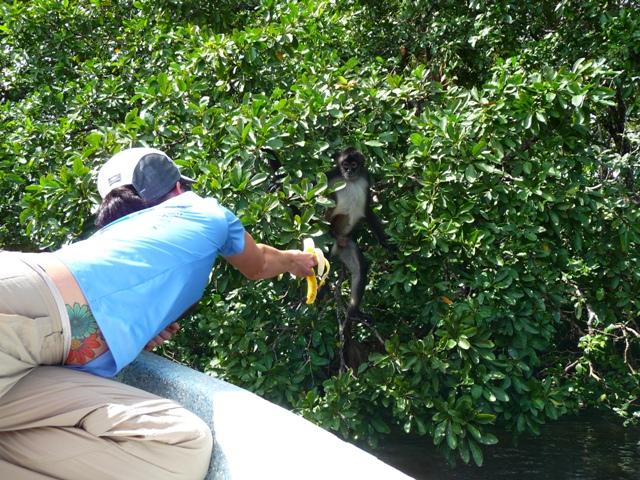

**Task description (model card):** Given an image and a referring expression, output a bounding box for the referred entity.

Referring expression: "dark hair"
[95,180,191,228]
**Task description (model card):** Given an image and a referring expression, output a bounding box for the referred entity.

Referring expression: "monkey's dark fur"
[261,147,389,370]
[326,147,391,370]
[326,147,390,322]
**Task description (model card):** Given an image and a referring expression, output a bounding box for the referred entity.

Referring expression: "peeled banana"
[303,238,330,304]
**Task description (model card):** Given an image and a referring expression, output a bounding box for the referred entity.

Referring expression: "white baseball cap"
[97,148,194,200]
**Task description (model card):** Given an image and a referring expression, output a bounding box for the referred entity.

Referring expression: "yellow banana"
[303,238,331,304]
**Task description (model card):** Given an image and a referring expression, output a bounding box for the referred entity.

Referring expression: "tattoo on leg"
[65,303,107,365]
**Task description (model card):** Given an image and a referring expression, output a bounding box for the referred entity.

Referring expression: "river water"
[373,412,640,480]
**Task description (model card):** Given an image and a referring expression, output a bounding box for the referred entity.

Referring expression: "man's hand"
[145,322,180,351]
[287,249,318,278]
[225,232,318,280]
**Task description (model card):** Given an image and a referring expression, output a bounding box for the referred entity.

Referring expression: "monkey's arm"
[365,204,392,250]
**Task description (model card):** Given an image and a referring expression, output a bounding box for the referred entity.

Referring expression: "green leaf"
[475,413,496,424]
[309,352,329,366]
[250,173,268,186]
[371,417,391,434]
[572,58,586,72]
[85,132,103,147]
[571,94,586,107]
[490,386,509,402]
[471,385,483,399]
[410,133,423,145]
[266,138,284,149]
[415,417,427,435]
[517,414,526,432]
[471,139,486,156]
[459,438,471,463]
[434,421,447,445]
[446,422,458,450]
[476,163,501,175]
[457,337,471,350]
[439,116,448,132]
[465,165,478,183]
[469,438,484,466]
[467,423,482,442]
[478,432,499,445]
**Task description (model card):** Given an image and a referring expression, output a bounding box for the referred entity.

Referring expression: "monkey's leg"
[330,214,352,241]
[335,239,371,324]
[334,268,348,374]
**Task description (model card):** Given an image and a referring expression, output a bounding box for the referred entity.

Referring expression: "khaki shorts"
[0,252,213,479]
[0,252,71,398]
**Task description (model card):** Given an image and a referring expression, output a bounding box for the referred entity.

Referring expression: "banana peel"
[303,238,330,304]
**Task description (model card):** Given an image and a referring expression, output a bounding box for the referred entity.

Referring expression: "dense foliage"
[1,0,638,467]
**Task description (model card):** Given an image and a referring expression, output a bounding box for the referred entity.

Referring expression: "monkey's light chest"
[333,177,368,231]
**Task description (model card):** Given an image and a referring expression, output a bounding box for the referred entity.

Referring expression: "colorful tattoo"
[65,302,107,365]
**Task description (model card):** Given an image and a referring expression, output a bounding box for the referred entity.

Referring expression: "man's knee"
[82,398,214,479]
[171,407,214,479]
[188,411,214,462]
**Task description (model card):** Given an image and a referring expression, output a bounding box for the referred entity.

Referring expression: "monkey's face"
[340,160,360,179]
[338,154,365,180]
[334,148,367,181]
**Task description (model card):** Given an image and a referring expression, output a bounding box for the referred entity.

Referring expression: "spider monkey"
[326,147,390,323]
[261,146,390,322]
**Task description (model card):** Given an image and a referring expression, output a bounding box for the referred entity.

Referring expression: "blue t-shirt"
[55,191,245,377]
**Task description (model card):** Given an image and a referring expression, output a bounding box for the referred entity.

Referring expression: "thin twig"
[365,321,385,346]
[334,270,347,374]
[623,334,636,374]
[564,359,579,374]
[570,283,598,334]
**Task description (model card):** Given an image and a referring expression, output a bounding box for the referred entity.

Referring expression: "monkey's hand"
[303,238,331,304]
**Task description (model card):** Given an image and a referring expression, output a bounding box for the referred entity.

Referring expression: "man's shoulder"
[166,191,220,210]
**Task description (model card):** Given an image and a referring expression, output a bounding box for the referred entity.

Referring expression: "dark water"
[373,413,640,480]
